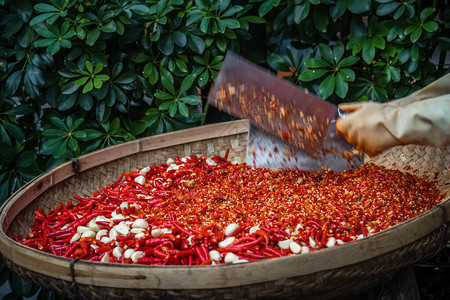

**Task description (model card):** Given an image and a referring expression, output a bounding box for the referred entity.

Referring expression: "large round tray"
[1,120,449,299]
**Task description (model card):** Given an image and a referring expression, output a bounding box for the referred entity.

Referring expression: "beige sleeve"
[386,94,450,147]
[389,73,450,107]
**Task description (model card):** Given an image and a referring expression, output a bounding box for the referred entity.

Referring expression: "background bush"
[0,0,448,298]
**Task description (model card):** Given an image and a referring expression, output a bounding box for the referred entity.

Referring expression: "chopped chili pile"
[17,152,443,265]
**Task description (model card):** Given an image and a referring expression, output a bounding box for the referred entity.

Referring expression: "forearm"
[387,95,450,147]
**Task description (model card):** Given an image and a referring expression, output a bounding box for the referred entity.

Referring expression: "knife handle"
[337,108,347,119]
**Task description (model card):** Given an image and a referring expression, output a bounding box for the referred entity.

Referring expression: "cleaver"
[207,52,363,171]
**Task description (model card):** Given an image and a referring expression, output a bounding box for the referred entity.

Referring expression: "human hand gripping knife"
[207,52,363,171]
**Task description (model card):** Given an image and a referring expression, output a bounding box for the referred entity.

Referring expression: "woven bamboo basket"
[0,120,449,300]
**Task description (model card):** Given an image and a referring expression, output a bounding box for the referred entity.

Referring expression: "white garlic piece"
[112,246,123,258]
[70,233,80,243]
[96,229,108,240]
[326,237,336,248]
[249,226,260,235]
[218,236,236,248]
[224,252,239,263]
[123,248,135,259]
[109,228,118,241]
[134,175,146,185]
[132,218,148,229]
[131,251,144,263]
[301,246,310,254]
[76,226,90,234]
[290,241,302,254]
[151,228,163,238]
[139,166,150,175]
[206,158,217,166]
[166,157,175,164]
[81,230,96,238]
[114,223,130,236]
[309,236,319,249]
[233,259,249,264]
[224,223,240,236]
[119,202,129,210]
[101,252,110,263]
[209,250,222,262]
[100,236,111,244]
[278,239,293,250]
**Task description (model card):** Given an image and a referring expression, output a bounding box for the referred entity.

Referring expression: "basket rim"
[1,120,449,290]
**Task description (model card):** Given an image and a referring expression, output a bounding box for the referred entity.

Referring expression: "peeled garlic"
[109,228,118,241]
[166,157,175,164]
[290,241,302,254]
[278,239,292,250]
[123,248,135,259]
[96,229,108,240]
[100,236,111,244]
[218,236,236,248]
[224,252,239,263]
[135,232,146,239]
[111,214,125,221]
[76,226,90,234]
[130,228,146,234]
[224,223,240,236]
[131,251,144,263]
[132,218,148,229]
[233,259,249,264]
[70,233,81,243]
[139,166,150,175]
[209,250,222,262]
[249,226,260,235]
[326,237,336,248]
[119,202,129,210]
[96,215,110,223]
[301,246,310,254]
[114,223,130,236]
[151,228,163,238]
[309,236,318,249]
[81,230,96,238]
[134,175,146,185]
[101,252,110,263]
[112,246,123,258]
[206,158,217,166]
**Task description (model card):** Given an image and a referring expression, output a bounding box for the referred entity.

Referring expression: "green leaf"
[131,4,150,15]
[372,35,385,49]
[422,21,438,33]
[419,7,435,22]
[79,93,93,111]
[222,19,240,29]
[86,27,100,46]
[85,61,93,73]
[294,2,310,23]
[393,5,405,20]
[6,70,22,96]
[36,27,57,38]
[94,63,103,74]
[115,74,135,84]
[340,68,355,82]
[299,69,327,81]
[410,27,422,43]
[410,44,419,61]
[319,74,335,99]
[12,273,33,297]
[318,43,334,64]
[61,81,80,94]
[154,91,173,100]
[389,66,400,82]
[173,31,187,47]
[159,34,174,55]
[168,101,178,117]
[362,40,375,64]
[47,41,60,55]
[82,80,94,93]
[17,151,36,168]
[376,2,399,16]
[178,102,189,117]
[188,34,205,54]
[30,12,56,26]
[333,42,345,63]
[198,69,209,87]
[93,77,102,89]
[53,139,68,158]
[313,7,328,33]
[404,24,417,35]
[334,72,348,99]
[258,0,274,17]
[304,58,330,68]
[100,20,116,33]
[2,104,33,116]
[348,0,371,14]
[34,38,55,47]
[75,76,89,86]
[179,74,195,95]
[175,58,188,73]
[180,95,201,105]
[338,56,359,67]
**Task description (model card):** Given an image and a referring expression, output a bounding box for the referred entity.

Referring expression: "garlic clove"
[290,241,302,254]
[218,236,236,248]
[326,237,336,248]
[132,218,148,229]
[101,252,110,263]
[131,251,144,263]
[249,226,260,235]
[112,246,123,258]
[224,252,239,263]
[81,230,96,238]
[70,233,81,243]
[278,239,292,250]
[123,248,135,259]
[224,223,240,236]
[134,175,146,185]
[208,250,222,262]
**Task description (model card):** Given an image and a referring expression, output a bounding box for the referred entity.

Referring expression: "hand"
[336,101,401,157]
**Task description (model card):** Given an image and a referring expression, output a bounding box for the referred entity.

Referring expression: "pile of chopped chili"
[17,151,443,265]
